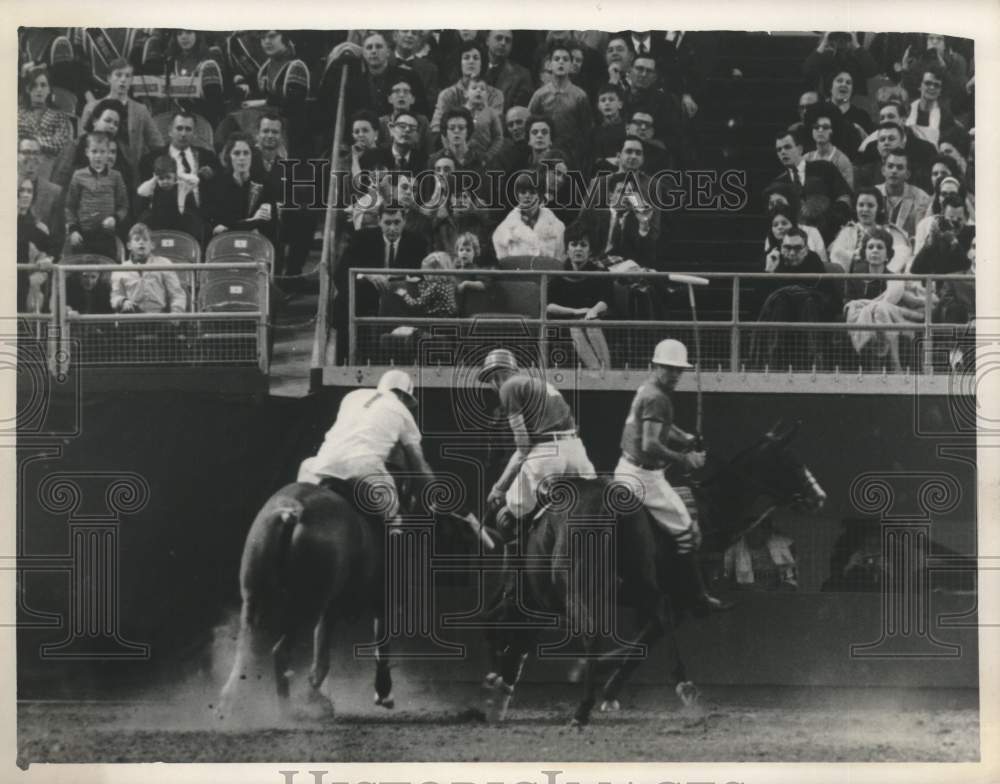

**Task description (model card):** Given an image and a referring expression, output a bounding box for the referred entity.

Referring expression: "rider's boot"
[680,550,735,615]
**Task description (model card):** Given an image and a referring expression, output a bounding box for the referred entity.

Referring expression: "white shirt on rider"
[297,388,421,483]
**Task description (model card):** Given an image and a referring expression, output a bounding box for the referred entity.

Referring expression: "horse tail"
[240,494,304,630]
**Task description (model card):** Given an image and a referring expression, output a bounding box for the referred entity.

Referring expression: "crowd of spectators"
[16,28,976,371]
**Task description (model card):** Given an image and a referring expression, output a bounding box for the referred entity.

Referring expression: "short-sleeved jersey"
[315,388,420,465]
[619,380,674,465]
[498,375,575,437]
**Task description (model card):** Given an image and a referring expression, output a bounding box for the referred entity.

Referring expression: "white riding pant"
[506,434,597,518]
[613,456,697,554]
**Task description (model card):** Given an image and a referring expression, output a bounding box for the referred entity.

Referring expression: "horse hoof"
[675,681,700,707]
[600,699,621,712]
[482,672,500,690]
[374,692,395,710]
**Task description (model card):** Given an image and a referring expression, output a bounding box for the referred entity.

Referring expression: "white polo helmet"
[651,339,693,368]
[377,369,416,403]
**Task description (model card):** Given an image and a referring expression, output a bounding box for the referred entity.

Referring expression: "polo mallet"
[668,273,709,449]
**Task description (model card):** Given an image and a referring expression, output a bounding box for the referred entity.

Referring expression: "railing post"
[923,275,934,375]
[348,272,357,366]
[730,276,741,373]
[539,270,548,370]
[257,262,269,374]
[57,266,69,378]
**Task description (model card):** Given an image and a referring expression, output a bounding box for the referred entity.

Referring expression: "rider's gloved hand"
[685,451,707,471]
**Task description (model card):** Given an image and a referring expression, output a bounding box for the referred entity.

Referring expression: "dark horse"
[482,420,826,726]
[218,476,491,718]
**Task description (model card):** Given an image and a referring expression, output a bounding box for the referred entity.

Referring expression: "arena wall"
[16,372,978,697]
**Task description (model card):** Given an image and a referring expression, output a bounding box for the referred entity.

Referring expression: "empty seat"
[197,255,262,313]
[206,231,274,267]
[151,230,202,308]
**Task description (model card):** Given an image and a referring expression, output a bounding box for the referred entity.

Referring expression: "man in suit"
[332,204,429,363]
[360,111,429,180]
[139,110,222,218]
[18,134,65,252]
[391,30,441,110]
[582,170,658,268]
[877,150,931,239]
[484,30,534,110]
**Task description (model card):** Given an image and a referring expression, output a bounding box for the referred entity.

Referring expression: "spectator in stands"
[899,35,970,110]
[345,109,381,182]
[392,31,440,110]
[803,103,853,188]
[762,204,827,270]
[65,263,113,316]
[802,32,878,98]
[361,110,429,179]
[17,176,54,313]
[205,132,278,244]
[626,109,674,173]
[877,150,931,239]
[914,180,973,254]
[622,55,684,162]
[492,172,565,260]
[591,83,627,171]
[140,110,221,199]
[904,66,959,147]
[752,226,842,369]
[432,181,495,264]
[540,155,581,227]
[80,59,163,172]
[379,78,432,156]
[50,97,128,190]
[546,221,613,369]
[493,105,531,173]
[911,207,972,277]
[582,164,659,267]
[829,187,912,273]
[395,251,459,317]
[934,230,975,327]
[332,203,429,363]
[522,114,569,170]
[853,121,905,189]
[484,30,534,111]
[18,65,75,183]
[18,135,65,252]
[136,154,205,241]
[65,131,128,260]
[843,227,929,371]
[771,126,851,245]
[158,31,227,126]
[826,70,873,151]
[604,35,633,88]
[797,91,819,123]
[938,127,972,180]
[254,31,311,152]
[464,78,504,164]
[431,41,504,135]
[430,107,487,182]
[111,223,187,314]
[528,39,593,168]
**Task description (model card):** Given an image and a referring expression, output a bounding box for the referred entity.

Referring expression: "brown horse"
[218,477,491,719]
[482,420,826,726]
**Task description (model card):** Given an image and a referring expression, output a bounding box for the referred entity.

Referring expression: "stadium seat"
[151,230,202,310]
[60,237,126,263]
[206,231,275,267]
[197,257,263,313]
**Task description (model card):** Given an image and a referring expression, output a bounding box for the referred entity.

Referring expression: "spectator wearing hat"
[492,172,565,260]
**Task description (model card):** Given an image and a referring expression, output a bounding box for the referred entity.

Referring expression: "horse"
[481,419,826,726]
[217,475,492,720]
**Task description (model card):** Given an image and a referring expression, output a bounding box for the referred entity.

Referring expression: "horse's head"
[402,478,498,555]
[738,420,827,513]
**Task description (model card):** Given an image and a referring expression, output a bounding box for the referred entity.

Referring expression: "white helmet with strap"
[651,338,693,368]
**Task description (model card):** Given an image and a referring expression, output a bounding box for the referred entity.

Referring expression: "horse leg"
[272,630,295,711]
[372,615,394,709]
[571,633,599,727]
[598,617,664,711]
[218,597,265,719]
[486,636,529,723]
[305,613,335,717]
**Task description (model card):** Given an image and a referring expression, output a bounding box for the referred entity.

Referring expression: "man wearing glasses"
[905,67,959,147]
[753,227,841,369]
[360,110,428,179]
[623,56,684,160]
[626,110,673,174]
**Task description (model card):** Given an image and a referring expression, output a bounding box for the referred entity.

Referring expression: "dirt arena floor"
[17,679,979,765]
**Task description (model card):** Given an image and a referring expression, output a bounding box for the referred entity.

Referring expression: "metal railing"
[16,262,271,377]
[345,267,975,377]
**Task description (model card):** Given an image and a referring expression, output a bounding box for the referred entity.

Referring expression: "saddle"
[318,476,392,528]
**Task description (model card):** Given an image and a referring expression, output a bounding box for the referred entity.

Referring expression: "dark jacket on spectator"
[204,174,279,245]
